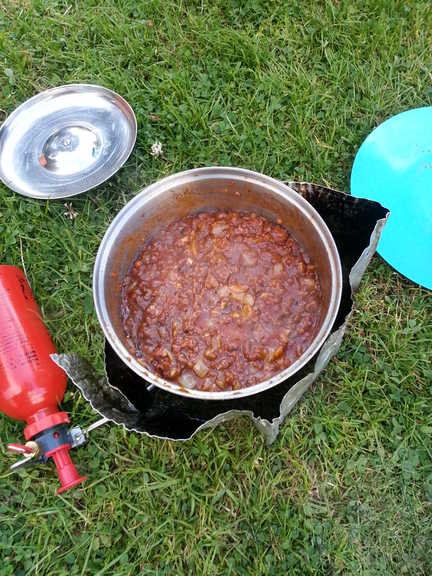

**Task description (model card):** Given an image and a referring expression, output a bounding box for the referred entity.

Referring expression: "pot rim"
[93,166,342,400]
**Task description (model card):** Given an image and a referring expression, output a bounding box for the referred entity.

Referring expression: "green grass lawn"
[1,0,432,574]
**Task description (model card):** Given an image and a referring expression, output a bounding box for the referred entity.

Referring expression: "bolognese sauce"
[121,211,322,392]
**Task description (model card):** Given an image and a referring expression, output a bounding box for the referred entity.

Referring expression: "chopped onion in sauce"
[193,357,209,378]
[178,370,197,389]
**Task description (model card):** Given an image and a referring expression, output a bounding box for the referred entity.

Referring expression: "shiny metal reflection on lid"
[0,84,137,199]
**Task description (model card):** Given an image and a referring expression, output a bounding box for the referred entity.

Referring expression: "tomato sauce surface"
[121,211,323,392]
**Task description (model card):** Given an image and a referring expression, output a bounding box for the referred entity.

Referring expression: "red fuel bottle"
[0,265,86,493]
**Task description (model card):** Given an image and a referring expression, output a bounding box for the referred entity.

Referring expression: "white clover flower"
[150,141,163,157]
[64,202,78,220]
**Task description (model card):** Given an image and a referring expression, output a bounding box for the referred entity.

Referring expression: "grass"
[0,0,432,573]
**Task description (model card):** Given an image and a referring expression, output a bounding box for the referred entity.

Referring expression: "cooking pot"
[93,167,342,400]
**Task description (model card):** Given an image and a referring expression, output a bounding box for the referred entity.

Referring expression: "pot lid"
[0,84,136,199]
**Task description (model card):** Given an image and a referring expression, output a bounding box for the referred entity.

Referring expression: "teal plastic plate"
[351,107,432,290]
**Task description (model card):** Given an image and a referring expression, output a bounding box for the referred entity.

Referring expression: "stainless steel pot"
[93,167,342,400]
